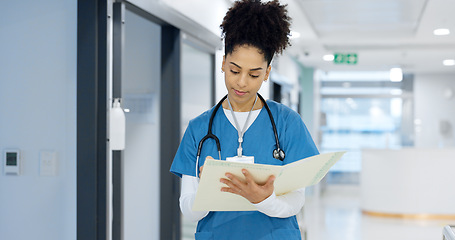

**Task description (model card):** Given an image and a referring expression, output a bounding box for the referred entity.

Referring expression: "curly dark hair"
[220,0,291,66]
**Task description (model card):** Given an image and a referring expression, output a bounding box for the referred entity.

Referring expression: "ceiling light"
[323,54,334,61]
[290,31,300,39]
[443,59,455,66]
[390,67,403,82]
[433,28,450,36]
[390,89,403,95]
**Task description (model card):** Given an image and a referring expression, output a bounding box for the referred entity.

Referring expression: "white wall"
[361,148,455,214]
[0,1,76,240]
[414,73,455,147]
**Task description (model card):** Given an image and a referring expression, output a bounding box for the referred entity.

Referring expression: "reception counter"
[361,148,455,219]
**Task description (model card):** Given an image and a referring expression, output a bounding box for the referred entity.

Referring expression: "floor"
[303,184,455,240]
[182,184,455,240]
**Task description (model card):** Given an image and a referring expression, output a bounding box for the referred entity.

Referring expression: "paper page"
[192,151,345,211]
[193,160,282,211]
[274,151,346,195]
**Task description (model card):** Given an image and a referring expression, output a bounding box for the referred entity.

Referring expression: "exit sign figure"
[334,53,358,64]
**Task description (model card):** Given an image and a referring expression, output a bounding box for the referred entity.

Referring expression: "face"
[222,45,271,111]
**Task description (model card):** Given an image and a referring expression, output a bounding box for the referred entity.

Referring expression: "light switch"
[40,151,57,176]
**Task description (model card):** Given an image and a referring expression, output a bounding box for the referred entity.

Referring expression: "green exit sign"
[334,53,358,64]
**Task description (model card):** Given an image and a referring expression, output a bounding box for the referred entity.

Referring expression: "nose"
[237,73,247,88]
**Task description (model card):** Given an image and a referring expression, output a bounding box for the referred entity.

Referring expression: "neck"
[223,94,263,112]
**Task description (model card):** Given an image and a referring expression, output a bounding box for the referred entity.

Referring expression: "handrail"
[443,225,455,240]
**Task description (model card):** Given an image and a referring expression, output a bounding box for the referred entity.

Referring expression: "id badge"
[226,155,254,164]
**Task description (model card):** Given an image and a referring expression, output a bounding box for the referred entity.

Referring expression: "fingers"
[220,172,276,204]
[198,166,204,178]
[221,173,242,188]
[221,171,274,189]
[264,175,276,188]
[241,169,256,185]
[241,169,251,181]
[242,169,275,188]
[220,185,242,195]
[220,174,243,195]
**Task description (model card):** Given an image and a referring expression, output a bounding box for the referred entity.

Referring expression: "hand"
[199,156,214,178]
[220,169,275,204]
[199,166,203,178]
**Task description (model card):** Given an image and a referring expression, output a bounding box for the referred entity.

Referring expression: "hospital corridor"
[1,0,455,240]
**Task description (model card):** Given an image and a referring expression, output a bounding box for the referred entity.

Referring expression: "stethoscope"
[195,93,285,177]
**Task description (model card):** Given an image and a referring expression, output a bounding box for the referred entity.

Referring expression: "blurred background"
[1,0,454,240]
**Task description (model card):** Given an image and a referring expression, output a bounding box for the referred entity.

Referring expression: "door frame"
[77,0,108,239]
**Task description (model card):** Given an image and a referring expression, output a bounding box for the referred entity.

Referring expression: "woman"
[170,0,319,239]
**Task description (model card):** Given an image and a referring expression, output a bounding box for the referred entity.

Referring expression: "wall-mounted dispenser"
[110,98,126,150]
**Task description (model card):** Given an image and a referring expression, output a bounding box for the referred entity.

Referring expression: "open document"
[193,151,346,211]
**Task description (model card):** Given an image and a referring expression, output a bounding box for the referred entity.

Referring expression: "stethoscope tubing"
[256,93,282,154]
[195,93,284,177]
[196,95,226,158]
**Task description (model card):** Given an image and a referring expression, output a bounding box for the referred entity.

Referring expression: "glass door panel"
[180,39,214,240]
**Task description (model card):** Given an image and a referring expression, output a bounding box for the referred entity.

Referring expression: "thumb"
[264,175,276,187]
[206,156,214,160]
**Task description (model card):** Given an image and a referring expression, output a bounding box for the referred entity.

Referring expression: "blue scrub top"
[170,100,319,240]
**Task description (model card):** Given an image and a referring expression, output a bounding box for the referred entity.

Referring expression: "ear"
[264,65,272,81]
[221,55,226,72]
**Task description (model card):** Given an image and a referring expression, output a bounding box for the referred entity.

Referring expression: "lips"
[234,89,247,96]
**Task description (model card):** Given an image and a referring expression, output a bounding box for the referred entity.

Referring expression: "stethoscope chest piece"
[273,148,285,161]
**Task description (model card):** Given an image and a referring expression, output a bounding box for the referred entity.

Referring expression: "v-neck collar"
[221,106,264,137]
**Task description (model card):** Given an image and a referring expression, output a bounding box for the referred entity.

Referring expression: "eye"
[230,70,239,74]
[250,74,259,78]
